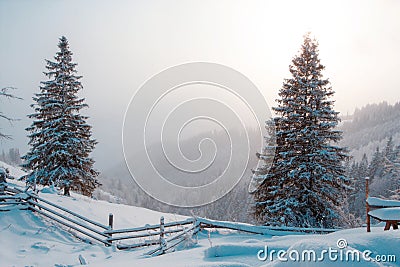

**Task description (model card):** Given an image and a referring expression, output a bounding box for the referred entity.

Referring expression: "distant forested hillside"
[340,102,400,223]
[96,128,262,223]
[340,101,400,161]
[96,101,400,223]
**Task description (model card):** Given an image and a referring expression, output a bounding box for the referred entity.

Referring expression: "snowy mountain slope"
[0,160,26,180]
[98,129,259,224]
[94,227,399,267]
[0,179,190,267]
[38,190,188,230]
[0,160,187,227]
[1,179,400,266]
[0,209,110,267]
[1,162,399,266]
[339,102,400,162]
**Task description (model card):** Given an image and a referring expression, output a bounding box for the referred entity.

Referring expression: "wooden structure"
[1,185,338,256]
[366,177,400,232]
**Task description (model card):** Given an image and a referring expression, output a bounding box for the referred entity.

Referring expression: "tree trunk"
[64,185,70,196]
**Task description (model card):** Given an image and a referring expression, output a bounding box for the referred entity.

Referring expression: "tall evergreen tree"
[369,147,383,179]
[359,154,369,179]
[382,141,400,194]
[390,145,400,199]
[384,136,395,161]
[253,33,350,228]
[22,36,99,196]
[348,154,368,219]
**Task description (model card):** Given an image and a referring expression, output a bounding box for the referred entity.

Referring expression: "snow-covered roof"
[369,207,400,221]
[367,196,400,207]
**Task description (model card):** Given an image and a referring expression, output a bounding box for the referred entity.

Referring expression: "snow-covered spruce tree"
[253,33,350,228]
[382,139,400,196]
[22,36,99,196]
[369,147,383,180]
[390,145,400,199]
[384,136,395,161]
[348,154,368,219]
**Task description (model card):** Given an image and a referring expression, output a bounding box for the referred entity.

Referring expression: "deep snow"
[0,162,399,266]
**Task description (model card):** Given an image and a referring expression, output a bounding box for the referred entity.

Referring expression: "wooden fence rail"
[0,187,29,211]
[105,218,195,234]
[3,186,111,245]
[23,190,109,230]
[29,205,111,245]
[1,185,339,256]
[1,186,199,251]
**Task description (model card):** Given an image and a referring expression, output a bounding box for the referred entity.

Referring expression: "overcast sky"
[1,0,399,170]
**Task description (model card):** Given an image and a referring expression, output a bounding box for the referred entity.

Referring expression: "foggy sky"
[1,0,399,170]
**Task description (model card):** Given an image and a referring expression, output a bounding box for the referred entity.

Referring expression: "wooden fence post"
[0,169,6,196]
[366,177,371,232]
[160,216,165,239]
[193,217,199,243]
[159,216,166,253]
[108,213,114,246]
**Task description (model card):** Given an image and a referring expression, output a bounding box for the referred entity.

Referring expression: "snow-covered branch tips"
[252,33,350,228]
[22,36,100,197]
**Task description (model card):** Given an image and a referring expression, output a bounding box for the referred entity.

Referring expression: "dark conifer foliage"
[22,36,99,196]
[253,34,350,228]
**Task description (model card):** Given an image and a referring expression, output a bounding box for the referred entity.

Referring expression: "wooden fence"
[1,185,338,256]
[0,186,200,251]
[0,186,29,210]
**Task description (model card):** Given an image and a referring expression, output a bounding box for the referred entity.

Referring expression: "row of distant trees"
[348,136,400,220]
[0,148,22,166]
[350,102,400,131]
[1,36,99,196]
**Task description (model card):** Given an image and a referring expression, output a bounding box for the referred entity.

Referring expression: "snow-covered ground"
[1,162,399,266]
[0,161,27,180]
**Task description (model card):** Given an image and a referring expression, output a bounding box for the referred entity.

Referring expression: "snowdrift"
[0,161,399,266]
